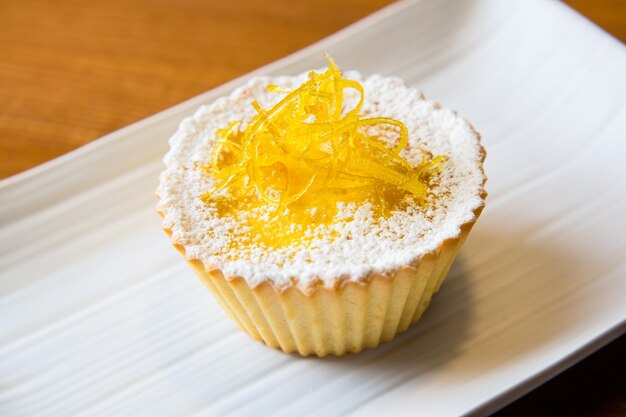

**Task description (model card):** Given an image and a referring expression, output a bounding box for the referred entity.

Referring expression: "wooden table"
[1,0,624,415]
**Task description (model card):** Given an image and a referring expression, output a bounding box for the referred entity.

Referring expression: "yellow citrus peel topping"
[201,54,446,248]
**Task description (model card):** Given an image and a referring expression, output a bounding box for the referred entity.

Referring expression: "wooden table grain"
[1,0,625,416]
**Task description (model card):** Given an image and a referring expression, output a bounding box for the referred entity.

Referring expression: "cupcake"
[157,55,486,356]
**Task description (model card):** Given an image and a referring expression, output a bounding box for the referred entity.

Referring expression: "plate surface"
[1,0,625,416]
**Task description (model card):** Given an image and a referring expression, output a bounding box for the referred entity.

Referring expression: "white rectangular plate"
[1,0,625,416]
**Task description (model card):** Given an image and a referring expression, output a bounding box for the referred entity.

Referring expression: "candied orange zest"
[202,53,446,213]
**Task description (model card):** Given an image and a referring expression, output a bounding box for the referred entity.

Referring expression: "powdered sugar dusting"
[157,72,486,291]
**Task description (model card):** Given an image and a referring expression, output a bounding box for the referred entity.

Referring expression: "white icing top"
[157,71,486,291]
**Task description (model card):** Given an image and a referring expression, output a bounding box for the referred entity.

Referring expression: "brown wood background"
[1,0,625,415]
[1,0,625,178]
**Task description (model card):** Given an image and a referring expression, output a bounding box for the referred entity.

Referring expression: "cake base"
[184,224,472,357]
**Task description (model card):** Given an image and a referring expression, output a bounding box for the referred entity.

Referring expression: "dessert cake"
[157,55,487,356]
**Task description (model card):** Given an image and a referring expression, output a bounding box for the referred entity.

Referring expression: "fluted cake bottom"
[185,225,471,357]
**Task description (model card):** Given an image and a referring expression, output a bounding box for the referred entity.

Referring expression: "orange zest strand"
[202,53,446,209]
[200,54,446,248]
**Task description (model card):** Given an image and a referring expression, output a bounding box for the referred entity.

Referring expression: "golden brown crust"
[156,159,485,356]
[171,220,473,356]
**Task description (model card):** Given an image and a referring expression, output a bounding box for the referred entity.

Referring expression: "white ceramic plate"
[1,0,625,416]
